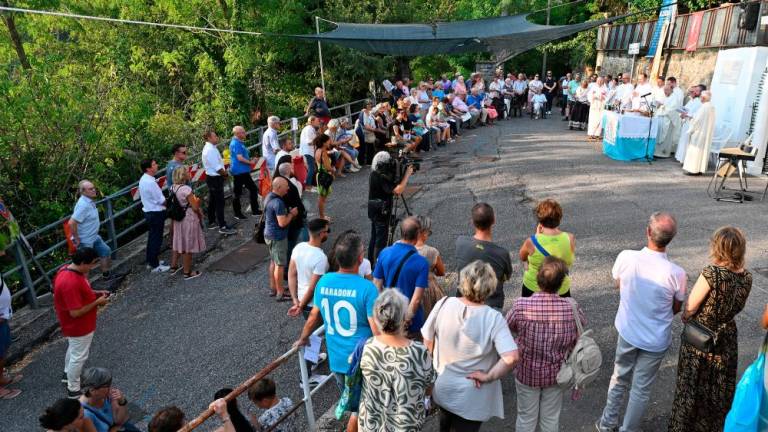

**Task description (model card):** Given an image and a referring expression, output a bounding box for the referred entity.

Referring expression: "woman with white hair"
[422,260,519,431]
[358,289,435,431]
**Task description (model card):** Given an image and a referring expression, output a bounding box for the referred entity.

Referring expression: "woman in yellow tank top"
[519,199,575,297]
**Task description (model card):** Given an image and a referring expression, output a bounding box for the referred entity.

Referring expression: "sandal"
[0,374,23,387]
[276,296,290,303]
[268,291,277,297]
[183,271,202,280]
[0,387,21,400]
[169,266,182,276]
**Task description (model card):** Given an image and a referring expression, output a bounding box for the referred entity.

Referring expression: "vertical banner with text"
[686,12,705,52]
[646,0,678,58]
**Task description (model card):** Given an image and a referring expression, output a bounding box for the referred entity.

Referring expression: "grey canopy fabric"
[294,13,630,63]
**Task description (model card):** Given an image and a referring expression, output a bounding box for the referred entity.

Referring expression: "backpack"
[166,185,188,222]
[556,298,602,396]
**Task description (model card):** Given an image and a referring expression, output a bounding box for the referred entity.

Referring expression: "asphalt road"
[3,113,768,432]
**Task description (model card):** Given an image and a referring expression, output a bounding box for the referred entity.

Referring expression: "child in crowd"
[247,378,296,432]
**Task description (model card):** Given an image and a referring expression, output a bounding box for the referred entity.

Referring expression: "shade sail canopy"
[294,13,630,63]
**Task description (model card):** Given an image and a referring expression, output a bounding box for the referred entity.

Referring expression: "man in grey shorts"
[69,180,116,280]
[264,177,298,300]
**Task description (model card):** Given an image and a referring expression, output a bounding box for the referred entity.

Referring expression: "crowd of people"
[1,75,765,432]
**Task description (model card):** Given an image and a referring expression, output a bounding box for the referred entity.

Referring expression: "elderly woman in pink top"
[453,76,467,97]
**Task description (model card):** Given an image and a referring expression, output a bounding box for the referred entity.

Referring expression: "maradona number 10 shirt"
[313,272,379,374]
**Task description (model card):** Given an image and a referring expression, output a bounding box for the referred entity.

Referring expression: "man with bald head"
[69,180,114,279]
[596,212,687,432]
[229,125,261,220]
[373,216,430,338]
[264,177,299,298]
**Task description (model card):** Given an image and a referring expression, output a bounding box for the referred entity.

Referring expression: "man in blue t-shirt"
[229,126,261,220]
[295,231,378,432]
[373,216,429,336]
[265,177,298,298]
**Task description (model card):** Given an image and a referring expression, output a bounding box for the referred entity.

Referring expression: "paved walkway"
[3,114,768,431]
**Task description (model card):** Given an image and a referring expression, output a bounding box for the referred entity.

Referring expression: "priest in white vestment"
[629,73,653,115]
[653,85,677,157]
[587,77,608,139]
[611,73,634,111]
[682,91,716,175]
[675,85,704,162]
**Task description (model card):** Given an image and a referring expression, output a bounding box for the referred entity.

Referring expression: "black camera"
[380,152,420,182]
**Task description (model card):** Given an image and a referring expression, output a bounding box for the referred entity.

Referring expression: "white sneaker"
[349,165,360,173]
[352,160,361,169]
[151,264,171,273]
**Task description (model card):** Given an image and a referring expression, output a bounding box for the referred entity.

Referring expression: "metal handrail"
[178,325,332,432]
[3,98,370,308]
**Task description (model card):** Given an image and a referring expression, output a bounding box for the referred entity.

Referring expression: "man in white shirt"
[262,116,281,174]
[300,116,320,189]
[630,73,653,114]
[138,159,170,272]
[287,218,330,384]
[201,130,235,234]
[596,212,687,432]
[611,73,634,112]
[288,218,330,319]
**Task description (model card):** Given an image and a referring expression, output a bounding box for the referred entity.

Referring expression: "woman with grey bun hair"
[358,289,435,431]
[422,260,519,432]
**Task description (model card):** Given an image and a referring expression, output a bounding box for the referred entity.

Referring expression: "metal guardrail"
[596,0,768,52]
[3,98,370,309]
[178,325,334,432]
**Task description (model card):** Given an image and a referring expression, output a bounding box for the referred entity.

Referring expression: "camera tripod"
[385,192,412,246]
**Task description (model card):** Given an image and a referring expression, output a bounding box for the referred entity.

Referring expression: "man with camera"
[368,151,414,265]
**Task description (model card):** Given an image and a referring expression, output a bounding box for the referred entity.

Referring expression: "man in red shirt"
[53,247,109,397]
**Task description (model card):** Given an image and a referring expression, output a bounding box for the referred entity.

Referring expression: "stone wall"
[596,48,720,89]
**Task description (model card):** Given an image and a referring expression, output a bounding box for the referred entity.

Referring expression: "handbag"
[682,268,731,353]
[316,170,334,189]
[682,319,717,352]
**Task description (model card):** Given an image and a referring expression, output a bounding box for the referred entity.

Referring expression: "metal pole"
[298,347,316,430]
[541,0,551,77]
[315,16,327,101]
[14,241,38,308]
[105,197,118,259]
[630,54,636,80]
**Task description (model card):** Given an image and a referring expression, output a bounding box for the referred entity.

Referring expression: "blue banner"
[646,0,677,58]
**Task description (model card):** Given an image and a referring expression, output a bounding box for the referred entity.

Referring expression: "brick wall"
[596,48,719,89]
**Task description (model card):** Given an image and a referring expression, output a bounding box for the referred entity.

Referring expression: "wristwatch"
[117,398,128,406]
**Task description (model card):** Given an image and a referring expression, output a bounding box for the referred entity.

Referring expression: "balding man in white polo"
[69,180,114,280]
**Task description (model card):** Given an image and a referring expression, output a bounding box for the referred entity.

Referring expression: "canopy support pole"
[541,0,551,76]
[315,16,327,101]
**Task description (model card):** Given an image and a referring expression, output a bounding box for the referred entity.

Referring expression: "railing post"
[298,347,316,430]
[105,197,118,259]
[344,103,352,119]
[14,241,38,308]
[291,118,299,147]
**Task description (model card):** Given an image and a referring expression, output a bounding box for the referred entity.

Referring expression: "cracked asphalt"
[3,114,768,431]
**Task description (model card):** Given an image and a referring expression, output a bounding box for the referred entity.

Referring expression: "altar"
[602,111,659,161]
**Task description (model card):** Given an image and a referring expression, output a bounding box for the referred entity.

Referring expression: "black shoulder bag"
[682,269,734,353]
